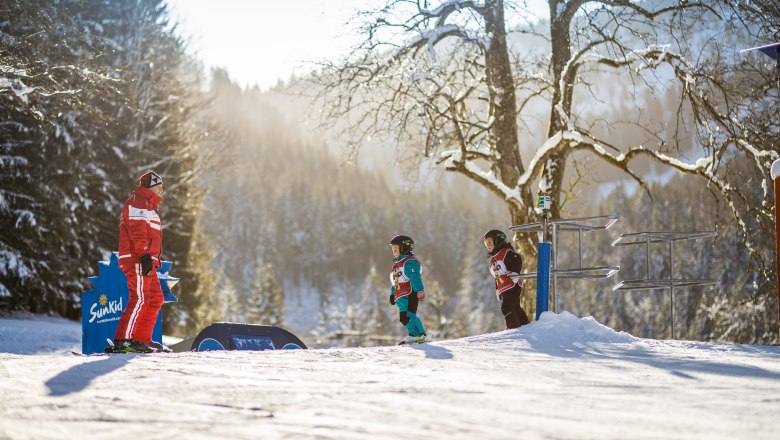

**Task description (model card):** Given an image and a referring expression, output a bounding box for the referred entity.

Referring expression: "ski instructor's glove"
[140,254,153,276]
[416,291,425,300]
[389,294,396,306]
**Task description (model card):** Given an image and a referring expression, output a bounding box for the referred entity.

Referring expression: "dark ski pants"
[500,285,530,329]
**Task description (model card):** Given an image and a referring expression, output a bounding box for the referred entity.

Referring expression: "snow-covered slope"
[1,312,779,439]
[0,313,81,355]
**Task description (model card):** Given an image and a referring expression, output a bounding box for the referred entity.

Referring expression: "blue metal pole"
[536,242,552,320]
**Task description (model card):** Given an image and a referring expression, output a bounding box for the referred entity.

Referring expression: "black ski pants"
[399,292,419,325]
[501,285,530,329]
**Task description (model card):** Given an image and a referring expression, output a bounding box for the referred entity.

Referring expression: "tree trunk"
[540,151,568,219]
[484,0,524,184]
[541,0,576,219]
[509,199,539,319]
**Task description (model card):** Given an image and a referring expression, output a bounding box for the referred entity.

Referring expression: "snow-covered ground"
[1,312,780,439]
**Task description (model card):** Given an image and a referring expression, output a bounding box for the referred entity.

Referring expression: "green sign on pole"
[538,193,551,210]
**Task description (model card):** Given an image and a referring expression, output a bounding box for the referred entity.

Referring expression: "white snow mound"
[444,310,635,349]
[527,310,637,343]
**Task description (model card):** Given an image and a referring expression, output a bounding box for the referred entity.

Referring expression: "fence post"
[536,242,551,320]
[771,159,780,341]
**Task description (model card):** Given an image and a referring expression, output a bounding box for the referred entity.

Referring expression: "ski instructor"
[110,171,168,353]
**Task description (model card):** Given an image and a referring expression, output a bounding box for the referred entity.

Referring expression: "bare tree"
[312,0,778,286]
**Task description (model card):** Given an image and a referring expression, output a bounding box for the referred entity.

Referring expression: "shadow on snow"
[406,343,454,360]
[520,330,780,382]
[46,355,133,396]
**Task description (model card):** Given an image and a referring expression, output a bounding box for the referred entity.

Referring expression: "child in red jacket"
[483,229,530,329]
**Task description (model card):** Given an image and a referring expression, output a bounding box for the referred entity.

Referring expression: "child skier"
[388,235,427,344]
[483,229,530,329]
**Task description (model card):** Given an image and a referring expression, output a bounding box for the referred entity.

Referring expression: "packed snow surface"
[2,311,780,439]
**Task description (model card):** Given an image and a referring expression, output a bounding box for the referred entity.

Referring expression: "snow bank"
[0,314,181,355]
[0,314,81,355]
[526,311,636,344]
[446,310,635,350]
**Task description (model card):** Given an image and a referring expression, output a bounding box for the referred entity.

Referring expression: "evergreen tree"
[247,263,285,327]
[217,277,241,322]
[422,278,449,338]
[360,263,395,343]
[1,0,122,315]
[0,1,217,337]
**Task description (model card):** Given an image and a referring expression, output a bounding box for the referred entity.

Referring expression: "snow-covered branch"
[437,147,523,208]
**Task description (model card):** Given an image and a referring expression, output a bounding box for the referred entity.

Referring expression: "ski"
[397,336,431,345]
[397,340,428,345]
[103,338,170,353]
[71,351,107,357]
[71,349,167,356]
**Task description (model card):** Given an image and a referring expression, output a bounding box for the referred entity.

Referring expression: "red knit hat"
[139,171,163,188]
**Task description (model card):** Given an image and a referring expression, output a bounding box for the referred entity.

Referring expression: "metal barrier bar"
[611,230,716,339]
[510,214,621,313]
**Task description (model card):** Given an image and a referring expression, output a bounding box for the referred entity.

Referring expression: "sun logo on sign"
[99,294,108,306]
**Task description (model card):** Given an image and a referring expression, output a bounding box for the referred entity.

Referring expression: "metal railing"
[612,231,717,339]
[509,214,621,313]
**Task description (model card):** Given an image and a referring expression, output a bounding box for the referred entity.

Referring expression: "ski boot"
[398,333,428,345]
[106,339,154,353]
[411,333,428,344]
[399,335,416,345]
[147,341,172,353]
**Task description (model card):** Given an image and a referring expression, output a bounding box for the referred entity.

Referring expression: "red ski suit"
[114,186,164,344]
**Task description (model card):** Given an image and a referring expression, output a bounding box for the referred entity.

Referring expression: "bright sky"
[166,0,367,89]
[166,0,550,90]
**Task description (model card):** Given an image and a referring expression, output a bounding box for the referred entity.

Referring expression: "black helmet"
[483,229,508,247]
[389,235,415,255]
